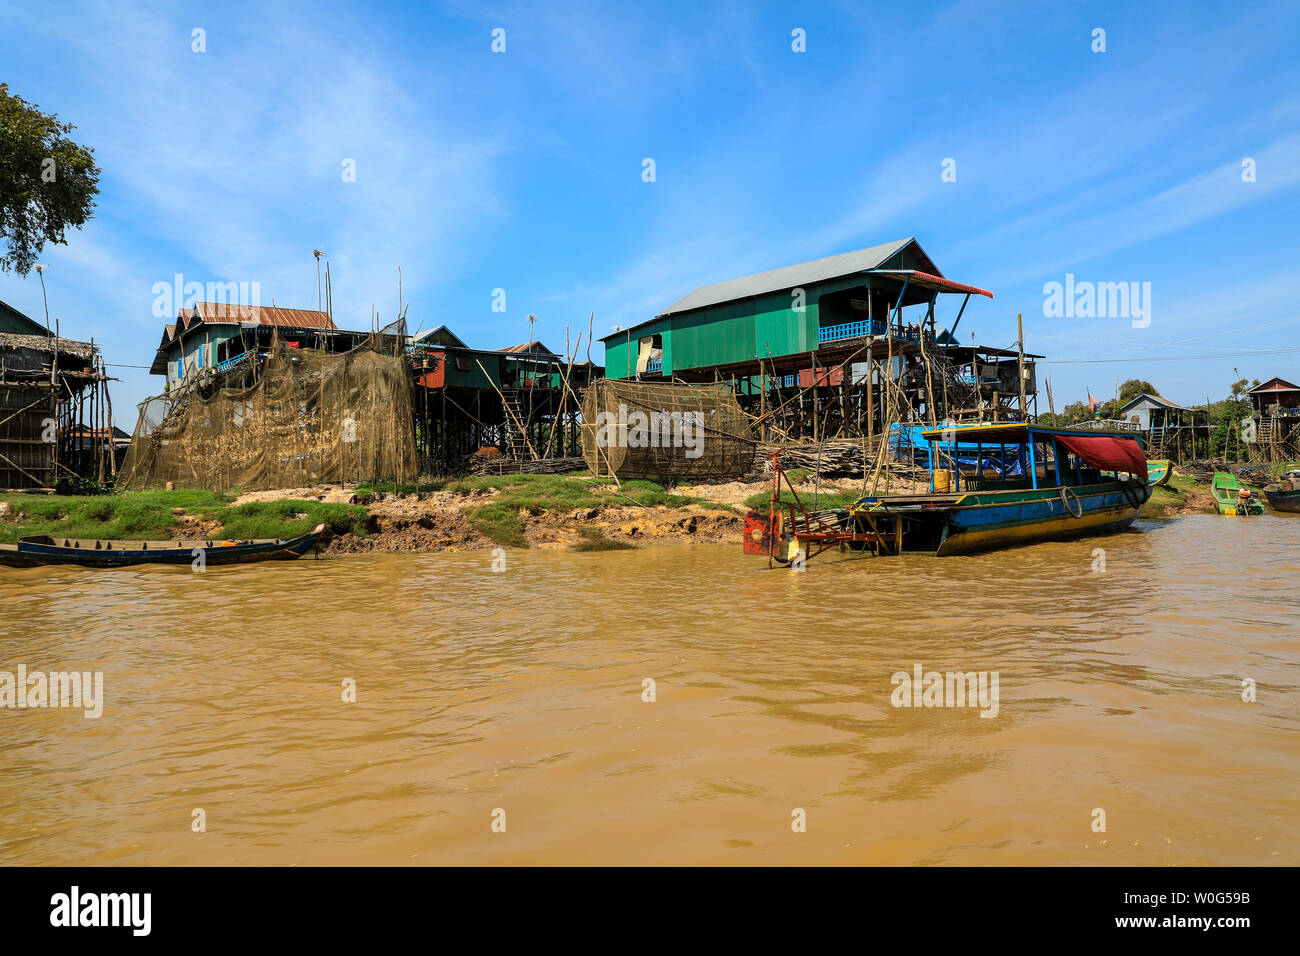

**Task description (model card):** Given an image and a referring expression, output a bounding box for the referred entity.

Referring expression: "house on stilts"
[0,298,114,490]
[599,237,1039,444]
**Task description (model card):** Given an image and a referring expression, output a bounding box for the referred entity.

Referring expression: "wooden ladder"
[501,388,530,459]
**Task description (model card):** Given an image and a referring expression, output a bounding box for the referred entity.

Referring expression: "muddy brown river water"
[1,514,1297,865]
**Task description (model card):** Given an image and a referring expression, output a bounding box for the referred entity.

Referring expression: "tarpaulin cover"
[892,424,1025,475]
[954,454,1026,478]
[891,423,1011,454]
[1052,433,1145,475]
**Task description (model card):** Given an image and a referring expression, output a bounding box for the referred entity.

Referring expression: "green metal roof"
[601,237,939,341]
[658,237,932,316]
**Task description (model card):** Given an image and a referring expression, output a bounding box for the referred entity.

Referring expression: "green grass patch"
[571,527,636,552]
[1144,484,1189,518]
[197,500,369,540]
[0,489,232,544]
[0,490,367,544]
[463,502,529,548]
[437,473,712,548]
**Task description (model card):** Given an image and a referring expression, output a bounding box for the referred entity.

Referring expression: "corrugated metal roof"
[863,269,993,299]
[655,237,921,318]
[175,303,337,331]
[416,325,469,349]
[254,306,337,330]
[501,341,559,357]
[1120,393,1187,411]
[1249,377,1300,392]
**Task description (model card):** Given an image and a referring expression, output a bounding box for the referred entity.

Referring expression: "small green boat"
[1146,459,1172,486]
[1210,472,1264,516]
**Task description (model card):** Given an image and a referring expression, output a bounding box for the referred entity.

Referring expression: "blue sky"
[2,0,1299,425]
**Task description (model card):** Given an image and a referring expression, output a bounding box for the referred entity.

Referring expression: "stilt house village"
[2,237,1297,503]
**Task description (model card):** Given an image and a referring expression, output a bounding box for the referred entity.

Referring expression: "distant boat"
[1146,459,1172,486]
[0,524,325,568]
[1263,471,1300,513]
[745,423,1151,565]
[1210,473,1263,516]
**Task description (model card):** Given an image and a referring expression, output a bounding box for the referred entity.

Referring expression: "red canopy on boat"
[1053,433,1145,475]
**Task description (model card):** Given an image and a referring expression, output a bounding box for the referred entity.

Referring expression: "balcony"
[215,350,251,374]
[818,318,898,344]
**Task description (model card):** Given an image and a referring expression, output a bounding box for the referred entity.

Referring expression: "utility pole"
[1016,312,1027,420]
[313,249,327,313]
[35,264,58,486]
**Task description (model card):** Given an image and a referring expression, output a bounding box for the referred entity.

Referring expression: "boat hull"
[0,526,323,568]
[1264,488,1300,513]
[937,483,1149,555]
[850,481,1150,557]
[1146,459,1172,486]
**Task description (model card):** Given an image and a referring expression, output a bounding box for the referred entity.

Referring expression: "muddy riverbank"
[0,468,1238,555]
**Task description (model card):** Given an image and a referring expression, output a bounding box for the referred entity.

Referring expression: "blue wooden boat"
[1146,459,1172,486]
[0,523,325,568]
[744,424,1150,565]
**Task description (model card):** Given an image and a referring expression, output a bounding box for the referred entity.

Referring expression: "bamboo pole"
[746,342,874,434]
[866,355,875,442]
[547,330,582,458]
[918,321,937,427]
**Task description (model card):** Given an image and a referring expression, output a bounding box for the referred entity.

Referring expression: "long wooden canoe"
[0,523,325,568]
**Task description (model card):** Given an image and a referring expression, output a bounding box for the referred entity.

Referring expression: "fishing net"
[580,378,754,481]
[119,337,416,491]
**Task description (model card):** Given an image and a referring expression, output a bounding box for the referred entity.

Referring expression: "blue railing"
[646,357,663,373]
[818,319,889,343]
[216,351,250,373]
[819,320,940,346]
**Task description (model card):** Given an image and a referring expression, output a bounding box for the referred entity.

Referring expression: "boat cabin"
[916,422,1147,494]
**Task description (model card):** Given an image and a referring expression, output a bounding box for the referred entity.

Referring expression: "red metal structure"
[743,451,887,568]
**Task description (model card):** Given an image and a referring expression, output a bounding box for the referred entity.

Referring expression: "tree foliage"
[1117,379,1155,405]
[0,83,101,275]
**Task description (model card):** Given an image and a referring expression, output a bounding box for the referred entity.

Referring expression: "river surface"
[1,514,1297,865]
